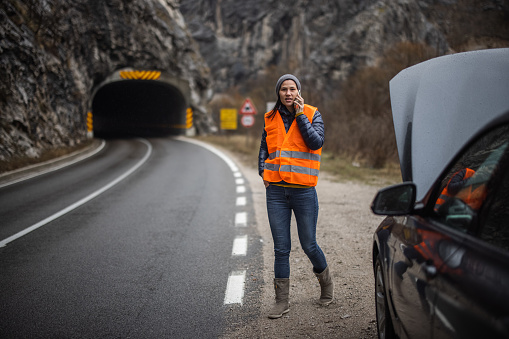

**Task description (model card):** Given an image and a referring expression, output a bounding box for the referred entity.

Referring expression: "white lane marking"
[236,196,246,206]
[174,137,250,306]
[224,270,246,305]
[174,137,239,172]
[232,235,248,256]
[0,140,106,189]
[235,212,247,227]
[0,139,152,248]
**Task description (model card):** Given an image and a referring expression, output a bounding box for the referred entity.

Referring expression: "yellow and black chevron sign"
[87,112,93,132]
[119,70,161,80]
[186,107,193,129]
[171,108,194,129]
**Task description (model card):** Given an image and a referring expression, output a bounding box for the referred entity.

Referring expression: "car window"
[479,149,509,252]
[433,124,509,234]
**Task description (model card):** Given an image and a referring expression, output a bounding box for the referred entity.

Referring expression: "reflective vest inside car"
[263,104,322,186]
[434,168,475,212]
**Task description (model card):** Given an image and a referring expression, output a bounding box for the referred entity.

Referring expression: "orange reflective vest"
[263,104,322,186]
[456,182,487,211]
[434,168,475,211]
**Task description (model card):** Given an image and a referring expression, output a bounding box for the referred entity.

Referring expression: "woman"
[258,74,334,319]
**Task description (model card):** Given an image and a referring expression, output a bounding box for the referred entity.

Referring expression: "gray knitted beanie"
[275,74,301,97]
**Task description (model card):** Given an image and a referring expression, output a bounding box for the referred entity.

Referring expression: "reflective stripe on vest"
[264,163,320,176]
[269,150,321,162]
[263,104,322,186]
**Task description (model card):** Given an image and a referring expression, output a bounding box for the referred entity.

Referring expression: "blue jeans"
[266,185,328,279]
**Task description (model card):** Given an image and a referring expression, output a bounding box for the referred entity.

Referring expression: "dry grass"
[208,42,438,172]
[197,134,401,186]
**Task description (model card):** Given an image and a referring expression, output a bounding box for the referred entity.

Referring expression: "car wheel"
[375,254,396,339]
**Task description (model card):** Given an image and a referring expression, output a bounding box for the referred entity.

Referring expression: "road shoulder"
[0,139,104,188]
[219,147,384,338]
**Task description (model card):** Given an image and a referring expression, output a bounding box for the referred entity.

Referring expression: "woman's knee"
[301,242,321,258]
[274,247,291,259]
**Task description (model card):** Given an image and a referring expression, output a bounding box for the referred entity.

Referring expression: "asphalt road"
[0,138,261,338]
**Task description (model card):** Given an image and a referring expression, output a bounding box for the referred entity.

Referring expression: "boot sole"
[318,298,334,306]
[268,308,290,319]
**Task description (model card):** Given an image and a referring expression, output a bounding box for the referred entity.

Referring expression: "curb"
[0,139,105,188]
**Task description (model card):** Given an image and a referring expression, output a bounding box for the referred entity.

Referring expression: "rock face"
[0,0,212,161]
[2,0,508,162]
[180,0,447,92]
[180,0,508,92]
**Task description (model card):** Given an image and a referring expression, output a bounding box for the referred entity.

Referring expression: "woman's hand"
[264,180,270,188]
[294,94,304,114]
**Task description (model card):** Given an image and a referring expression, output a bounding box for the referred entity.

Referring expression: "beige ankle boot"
[314,266,334,306]
[268,278,290,319]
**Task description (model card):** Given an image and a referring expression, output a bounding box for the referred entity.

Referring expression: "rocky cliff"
[1,0,508,163]
[180,0,508,92]
[0,0,212,161]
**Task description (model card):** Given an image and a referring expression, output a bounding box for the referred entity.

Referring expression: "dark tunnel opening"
[92,80,188,138]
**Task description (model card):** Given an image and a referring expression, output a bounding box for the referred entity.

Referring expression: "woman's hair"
[266,98,281,120]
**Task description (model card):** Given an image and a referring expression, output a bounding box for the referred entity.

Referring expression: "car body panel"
[376,211,509,339]
[389,48,509,201]
[373,48,509,339]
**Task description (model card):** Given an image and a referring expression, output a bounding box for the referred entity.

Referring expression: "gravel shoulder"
[220,148,388,339]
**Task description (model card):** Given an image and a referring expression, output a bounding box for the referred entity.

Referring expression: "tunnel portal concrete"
[92,69,190,138]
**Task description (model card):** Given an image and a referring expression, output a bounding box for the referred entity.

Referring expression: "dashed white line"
[236,196,246,206]
[224,270,246,305]
[232,235,248,256]
[235,212,247,227]
[176,137,250,306]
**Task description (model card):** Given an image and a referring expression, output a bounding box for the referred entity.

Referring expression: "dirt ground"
[220,148,388,339]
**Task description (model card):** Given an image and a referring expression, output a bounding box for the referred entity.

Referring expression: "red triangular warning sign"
[240,98,257,115]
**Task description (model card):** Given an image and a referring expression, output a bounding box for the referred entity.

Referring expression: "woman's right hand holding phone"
[294,93,304,114]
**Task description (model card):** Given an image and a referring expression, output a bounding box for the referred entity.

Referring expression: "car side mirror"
[371,182,416,215]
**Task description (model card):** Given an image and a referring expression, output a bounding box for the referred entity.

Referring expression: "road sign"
[186,107,193,128]
[240,98,257,115]
[87,112,93,132]
[241,114,255,127]
[220,108,237,130]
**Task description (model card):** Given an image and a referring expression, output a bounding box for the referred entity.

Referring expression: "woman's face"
[279,80,299,111]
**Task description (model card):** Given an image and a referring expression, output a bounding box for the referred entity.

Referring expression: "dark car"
[371,48,509,339]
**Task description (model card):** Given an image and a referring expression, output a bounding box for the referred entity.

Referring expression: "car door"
[429,123,509,338]
[388,216,441,339]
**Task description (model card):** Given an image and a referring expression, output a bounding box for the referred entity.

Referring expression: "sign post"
[239,98,257,147]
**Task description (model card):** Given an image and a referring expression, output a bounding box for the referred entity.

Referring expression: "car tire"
[375,253,397,339]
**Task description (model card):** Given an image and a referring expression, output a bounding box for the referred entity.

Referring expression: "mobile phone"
[295,90,302,110]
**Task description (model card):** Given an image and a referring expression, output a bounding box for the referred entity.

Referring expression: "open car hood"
[390,48,509,201]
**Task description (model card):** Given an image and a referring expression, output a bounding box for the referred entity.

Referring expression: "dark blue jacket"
[258,105,325,177]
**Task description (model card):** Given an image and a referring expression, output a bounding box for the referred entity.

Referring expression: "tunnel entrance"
[92,79,188,138]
